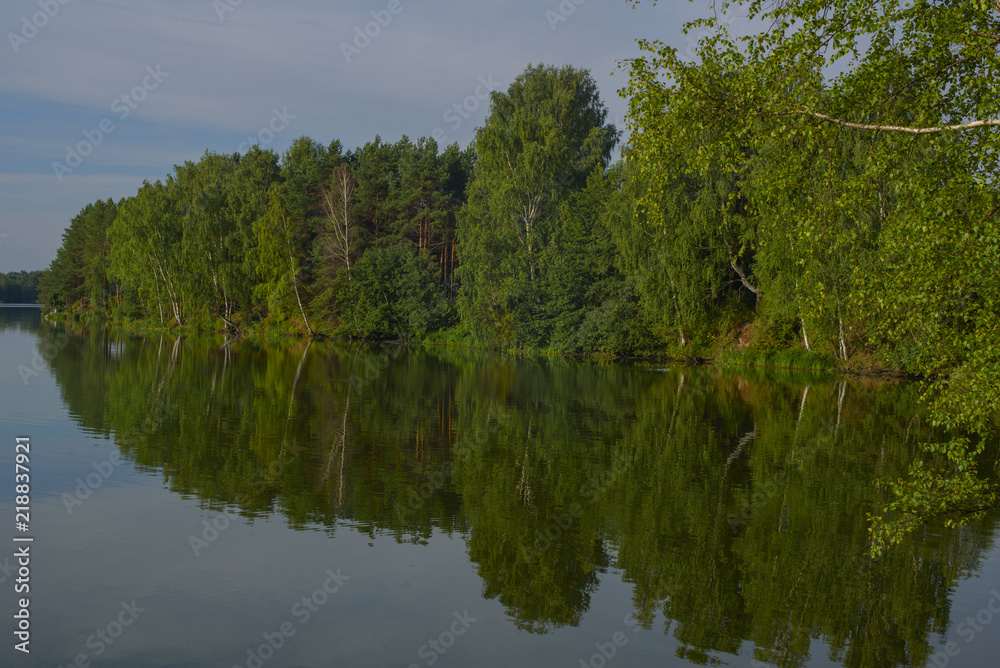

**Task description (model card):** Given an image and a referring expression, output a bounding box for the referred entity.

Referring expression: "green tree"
[279,136,345,321]
[250,187,314,334]
[38,199,117,312]
[0,270,45,304]
[108,181,185,325]
[335,242,448,341]
[457,63,619,348]
[623,0,1000,551]
[349,135,402,244]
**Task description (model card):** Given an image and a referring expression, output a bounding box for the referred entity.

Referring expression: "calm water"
[1,305,999,668]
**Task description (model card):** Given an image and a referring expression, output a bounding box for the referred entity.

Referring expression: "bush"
[336,243,449,341]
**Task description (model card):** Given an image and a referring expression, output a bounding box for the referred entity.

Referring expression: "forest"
[0,270,43,303]
[37,0,1000,548]
[38,64,638,352]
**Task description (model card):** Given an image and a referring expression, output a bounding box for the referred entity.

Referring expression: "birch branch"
[789,109,1000,135]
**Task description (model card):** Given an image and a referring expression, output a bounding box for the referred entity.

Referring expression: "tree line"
[40,133,472,339]
[37,60,805,354]
[0,270,44,303]
[38,2,1000,546]
[39,65,642,351]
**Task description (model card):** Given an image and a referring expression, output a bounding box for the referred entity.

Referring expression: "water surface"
[1,306,998,668]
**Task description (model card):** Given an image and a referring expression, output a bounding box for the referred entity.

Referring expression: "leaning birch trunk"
[728,254,759,300]
[156,263,183,326]
[794,385,810,441]
[287,339,311,424]
[282,212,313,336]
[837,303,848,362]
[669,278,686,347]
[336,167,353,276]
[290,263,312,336]
[150,259,165,325]
[835,380,847,437]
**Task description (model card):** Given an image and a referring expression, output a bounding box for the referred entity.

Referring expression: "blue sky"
[0,0,713,272]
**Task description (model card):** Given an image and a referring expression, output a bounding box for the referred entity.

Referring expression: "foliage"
[38,199,117,312]
[37,32,1000,553]
[456,64,620,349]
[623,0,1000,551]
[90,134,472,335]
[335,242,450,341]
[0,270,45,304]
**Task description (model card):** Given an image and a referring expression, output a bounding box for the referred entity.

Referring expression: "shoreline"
[38,307,920,381]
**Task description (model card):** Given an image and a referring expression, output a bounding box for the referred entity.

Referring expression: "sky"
[0,0,716,272]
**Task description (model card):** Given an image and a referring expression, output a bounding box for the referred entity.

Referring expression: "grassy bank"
[715,348,839,373]
[44,306,918,379]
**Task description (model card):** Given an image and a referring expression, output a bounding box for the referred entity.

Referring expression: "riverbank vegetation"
[623,0,1000,552]
[38,0,999,549]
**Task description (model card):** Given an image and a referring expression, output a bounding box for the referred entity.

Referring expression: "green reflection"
[39,322,1000,668]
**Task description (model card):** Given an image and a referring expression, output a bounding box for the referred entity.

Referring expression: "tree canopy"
[36,35,1000,552]
[0,270,44,304]
[456,64,622,348]
[622,0,1000,550]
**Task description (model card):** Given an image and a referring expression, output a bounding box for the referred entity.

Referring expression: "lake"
[1,305,998,668]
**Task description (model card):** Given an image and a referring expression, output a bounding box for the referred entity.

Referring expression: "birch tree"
[251,188,314,334]
[457,64,618,346]
[109,181,185,326]
[623,0,1000,551]
[320,165,357,279]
